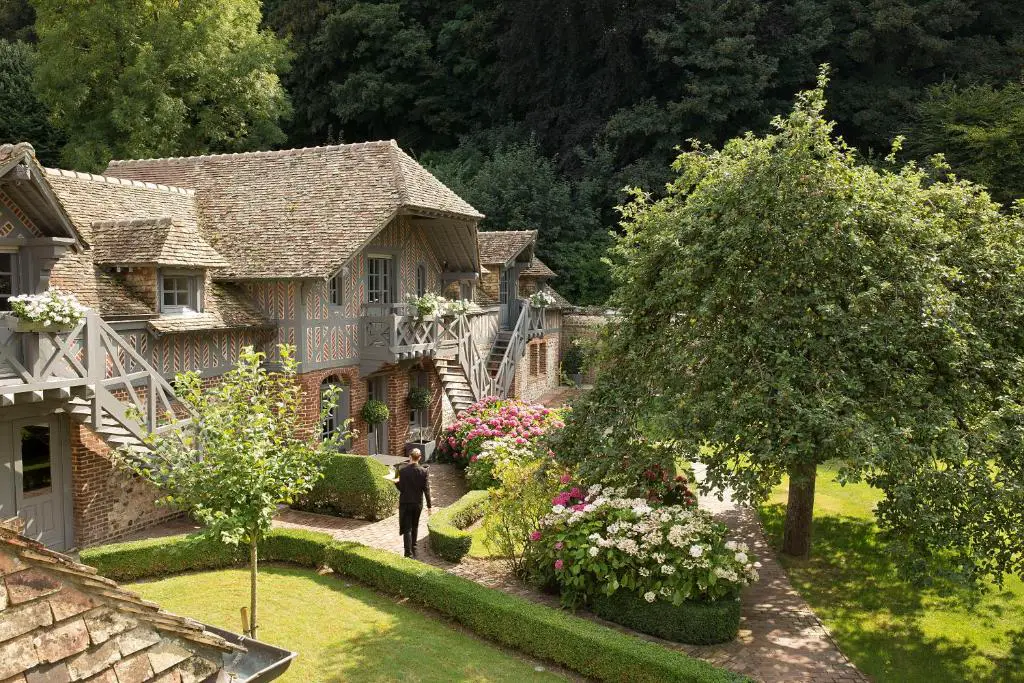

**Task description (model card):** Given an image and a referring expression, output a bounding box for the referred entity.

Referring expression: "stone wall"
[514,332,561,403]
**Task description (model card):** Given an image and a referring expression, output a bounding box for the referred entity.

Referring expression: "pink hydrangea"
[554,559,564,570]
[529,530,542,542]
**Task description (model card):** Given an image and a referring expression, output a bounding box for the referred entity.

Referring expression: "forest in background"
[2,0,1024,304]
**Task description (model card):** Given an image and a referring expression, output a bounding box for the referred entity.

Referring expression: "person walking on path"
[393,448,432,558]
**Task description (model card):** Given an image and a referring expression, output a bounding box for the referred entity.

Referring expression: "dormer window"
[160,271,201,314]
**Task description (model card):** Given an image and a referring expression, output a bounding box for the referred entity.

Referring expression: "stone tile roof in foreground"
[91,218,229,269]
[521,257,556,279]
[104,141,483,280]
[0,525,240,683]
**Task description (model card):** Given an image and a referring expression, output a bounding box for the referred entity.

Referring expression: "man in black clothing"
[393,448,432,558]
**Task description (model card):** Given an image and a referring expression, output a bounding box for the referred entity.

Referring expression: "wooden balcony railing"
[359,303,441,362]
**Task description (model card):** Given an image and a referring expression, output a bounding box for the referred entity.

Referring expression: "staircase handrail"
[492,300,534,398]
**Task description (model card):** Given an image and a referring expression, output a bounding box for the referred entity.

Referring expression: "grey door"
[367,377,389,455]
[499,267,513,329]
[8,416,71,549]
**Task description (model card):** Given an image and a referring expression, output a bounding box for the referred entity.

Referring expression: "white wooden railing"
[360,303,440,361]
[0,311,189,441]
[492,301,545,398]
[448,314,495,399]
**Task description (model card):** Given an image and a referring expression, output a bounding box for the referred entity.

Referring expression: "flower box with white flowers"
[5,289,88,332]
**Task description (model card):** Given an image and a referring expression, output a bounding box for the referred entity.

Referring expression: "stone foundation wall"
[514,333,561,404]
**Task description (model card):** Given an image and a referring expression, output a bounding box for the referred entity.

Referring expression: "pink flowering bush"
[465,436,539,490]
[527,483,759,609]
[436,396,565,467]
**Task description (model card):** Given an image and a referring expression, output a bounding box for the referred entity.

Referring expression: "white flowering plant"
[527,482,758,608]
[465,435,540,489]
[406,292,445,318]
[9,289,88,328]
[529,290,556,308]
[442,298,472,317]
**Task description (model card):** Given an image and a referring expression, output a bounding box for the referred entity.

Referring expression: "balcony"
[359,304,443,370]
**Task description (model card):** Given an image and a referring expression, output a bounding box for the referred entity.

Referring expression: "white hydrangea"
[689,545,704,558]
[9,289,88,328]
[643,591,656,603]
[735,552,748,564]
[588,546,599,557]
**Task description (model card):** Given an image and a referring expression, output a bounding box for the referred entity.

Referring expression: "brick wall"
[514,333,561,403]
[479,269,500,301]
[295,366,366,453]
[69,424,179,548]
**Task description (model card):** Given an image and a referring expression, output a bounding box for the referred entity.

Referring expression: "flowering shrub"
[443,299,472,317]
[465,436,538,489]
[529,290,556,308]
[436,396,565,466]
[9,289,87,327]
[528,484,758,608]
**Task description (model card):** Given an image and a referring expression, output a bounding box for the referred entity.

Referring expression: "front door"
[3,416,71,549]
[367,377,389,455]
[499,267,514,329]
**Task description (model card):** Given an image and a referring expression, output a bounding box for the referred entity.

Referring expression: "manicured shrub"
[325,542,747,683]
[295,453,398,520]
[528,483,758,614]
[591,591,742,645]
[427,490,489,561]
[361,398,390,425]
[82,529,746,682]
[81,533,244,582]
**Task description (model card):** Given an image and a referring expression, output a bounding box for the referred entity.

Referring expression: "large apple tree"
[559,68,1024,582]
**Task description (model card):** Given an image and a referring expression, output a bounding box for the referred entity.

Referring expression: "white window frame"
[159,271,202,315]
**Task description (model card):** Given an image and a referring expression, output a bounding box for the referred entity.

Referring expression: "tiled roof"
[521,257,556,279]
[148,283,273,333]
[103,141,483,279]
[91,218,228,268]
[477,230,537,264]
[0,525,239,683]
[0,142,37,166]
[49,251,153,318]
[539,284,572,309]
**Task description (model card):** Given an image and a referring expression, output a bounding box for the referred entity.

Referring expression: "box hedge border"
[427,489,489,562]
[591,591,741,645]
[81,529,747,683]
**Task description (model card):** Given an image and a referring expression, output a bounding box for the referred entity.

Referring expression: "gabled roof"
[0,524,240,683]
[521,257,556,279]
[103,141,483,280]
[477,230,537,265]
[91,217,228,269]
[0,144,86,248]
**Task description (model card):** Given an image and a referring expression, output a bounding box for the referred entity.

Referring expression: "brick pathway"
[129,460,867,682]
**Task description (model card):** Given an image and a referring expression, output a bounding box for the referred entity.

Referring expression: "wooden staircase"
[486,331,513,377]
[0,311,190,461]
[434,358,477,415]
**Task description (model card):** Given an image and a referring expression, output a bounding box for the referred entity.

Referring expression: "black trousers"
[399,504,423,557]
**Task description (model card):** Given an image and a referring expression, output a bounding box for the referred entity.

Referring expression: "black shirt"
[394,463,432,509]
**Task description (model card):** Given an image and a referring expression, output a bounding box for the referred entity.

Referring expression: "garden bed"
[82,529,747,683]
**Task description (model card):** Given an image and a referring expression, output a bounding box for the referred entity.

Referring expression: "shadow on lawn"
[758,504,1019,682]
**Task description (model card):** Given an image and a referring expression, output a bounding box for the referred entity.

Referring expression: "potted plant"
[6,289,87,332]
[406,292,444,319]
[528,290,555,309]
[562,341,586,386]
[405,386,436,460]
[361,399,390,454]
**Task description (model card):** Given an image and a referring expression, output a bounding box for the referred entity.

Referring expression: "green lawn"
[759,464,1024,682]
[131,567,566,683]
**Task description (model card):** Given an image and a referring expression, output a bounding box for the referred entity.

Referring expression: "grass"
[758,463,1024,682]
[131,566,567,683]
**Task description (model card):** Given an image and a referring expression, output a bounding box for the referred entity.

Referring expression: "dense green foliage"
[426,489,489,561]
[30,0,290,171]
[590,592,741,646]
[295,452,399,520]
[0,39,60,163]
[562,72,1024,580]
[4,1,1024,299]
[83,529,745,683]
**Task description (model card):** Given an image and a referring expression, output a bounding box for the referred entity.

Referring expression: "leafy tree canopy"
[0,39,61,164]
[31,0,291,171]
[557,69,1024,583]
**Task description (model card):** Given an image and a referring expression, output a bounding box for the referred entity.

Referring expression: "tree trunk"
[782,461,817,558]
[249,536,259,639]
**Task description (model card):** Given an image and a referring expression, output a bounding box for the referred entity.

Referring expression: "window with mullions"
[415,263,427,298]
[329,271,344,306]
[367,256,393,304]
[321,377,350,449]
[160,272,201,314]
[0,253,15,311]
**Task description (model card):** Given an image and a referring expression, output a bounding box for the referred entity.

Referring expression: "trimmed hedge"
[427,490,489,562]
[81,529,746,683]
[295,453,398,520]
[591,591,742,645]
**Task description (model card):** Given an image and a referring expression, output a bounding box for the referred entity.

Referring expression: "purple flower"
[529,530,542,542]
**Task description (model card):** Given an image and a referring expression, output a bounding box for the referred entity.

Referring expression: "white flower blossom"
[689,545,704,558]
[643,591,656,603]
